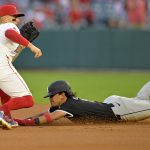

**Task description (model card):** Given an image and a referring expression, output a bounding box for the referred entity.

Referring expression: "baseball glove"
[20,21,39,42]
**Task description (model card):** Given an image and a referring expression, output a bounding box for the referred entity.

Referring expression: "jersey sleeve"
[4,23,29,46]
[49,103,74,117]
[49,107,59,113]
[5,29,29,46]
[56,102,74,117]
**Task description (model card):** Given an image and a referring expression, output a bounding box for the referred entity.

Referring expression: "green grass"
[19,70,150,104]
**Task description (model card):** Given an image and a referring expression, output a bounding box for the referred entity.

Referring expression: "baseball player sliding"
[14,80,150,127]
[0,4,42,129]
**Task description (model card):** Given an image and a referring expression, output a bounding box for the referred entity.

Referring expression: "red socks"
[0,89,11,116]
[0,89,11,105]
[0,95,34,116]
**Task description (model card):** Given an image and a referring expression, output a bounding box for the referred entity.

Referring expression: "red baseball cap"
[0,5,25,17]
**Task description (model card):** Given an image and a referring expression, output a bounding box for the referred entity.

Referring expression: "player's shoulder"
[1,22,17,28]
[0,23,19,32]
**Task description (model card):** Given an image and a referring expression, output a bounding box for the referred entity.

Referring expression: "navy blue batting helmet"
[44,80,73,98]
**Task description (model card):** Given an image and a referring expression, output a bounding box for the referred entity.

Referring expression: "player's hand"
[28,43,42,58]
[32,47,42,58]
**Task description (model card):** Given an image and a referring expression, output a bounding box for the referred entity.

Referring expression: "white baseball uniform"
[104,81,150,121]
[0,22,31,98]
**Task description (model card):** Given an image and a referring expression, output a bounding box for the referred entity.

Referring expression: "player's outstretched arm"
[14,111,66,126]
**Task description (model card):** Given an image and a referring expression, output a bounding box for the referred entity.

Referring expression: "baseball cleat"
[0,119,2,127]
[9,120,18,128]
[0,111,12,129]
[0,117,12,129]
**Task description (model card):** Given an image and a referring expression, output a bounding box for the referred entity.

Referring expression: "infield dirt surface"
[0,104,150,150]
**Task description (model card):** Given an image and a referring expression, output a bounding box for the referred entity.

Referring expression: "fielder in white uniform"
[0,4,42,128]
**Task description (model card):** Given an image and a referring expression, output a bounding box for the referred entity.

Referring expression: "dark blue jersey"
[49,97,117,122]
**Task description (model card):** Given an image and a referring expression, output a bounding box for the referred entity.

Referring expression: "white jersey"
[0,23,20,61]
[0,22,31,97]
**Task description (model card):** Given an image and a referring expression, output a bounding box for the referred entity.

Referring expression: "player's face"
[10,16,20,25]
[2,15,20,25]
[49,93,66,107]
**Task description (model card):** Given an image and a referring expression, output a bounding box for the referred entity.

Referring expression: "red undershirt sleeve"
[5,29,29,47]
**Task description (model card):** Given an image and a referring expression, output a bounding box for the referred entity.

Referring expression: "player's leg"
[120,98,150,121]
[0,95,34,116]
[104,95,150,121]
[0,63,34,116]
[0,89,11,116]
[0,89,11,105]
[136,81,150,100]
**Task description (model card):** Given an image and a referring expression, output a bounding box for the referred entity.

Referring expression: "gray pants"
[104,81,150,121]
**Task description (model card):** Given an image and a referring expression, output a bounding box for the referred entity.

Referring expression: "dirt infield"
[0,104,150,150]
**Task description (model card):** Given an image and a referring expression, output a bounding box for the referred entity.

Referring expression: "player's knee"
[23,95,34,107]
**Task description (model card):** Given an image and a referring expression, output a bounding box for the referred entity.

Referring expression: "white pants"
[0,55,31,98]
[104,81,150,121]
